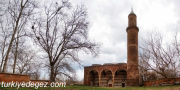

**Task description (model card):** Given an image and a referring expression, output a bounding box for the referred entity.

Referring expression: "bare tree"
[15,48,37,74]
[31,0,99,82]
[0,21,10,72]
[139,53,149,85]
[0,0,37,72]
[28,64,41,80]
[139,31,180,80]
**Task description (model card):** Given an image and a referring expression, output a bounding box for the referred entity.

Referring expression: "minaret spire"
[131,6,133,12]
[130,6,134,14]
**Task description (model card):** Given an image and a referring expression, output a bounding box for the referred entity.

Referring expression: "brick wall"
[0,73,30,83]
[144,78,180,86]
[0,73,51,85]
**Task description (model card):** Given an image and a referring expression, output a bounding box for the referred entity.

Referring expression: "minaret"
[126,8,139,86]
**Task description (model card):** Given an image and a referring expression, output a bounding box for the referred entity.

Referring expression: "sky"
[0,0,180,81]
[67,0,180,80]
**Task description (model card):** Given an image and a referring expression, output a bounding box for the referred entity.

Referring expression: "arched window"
[89,70,99,86]
[114,69,127,87]
[101,69,112,87]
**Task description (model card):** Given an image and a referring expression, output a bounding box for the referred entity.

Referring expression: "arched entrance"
[89,70,99,86]
[101,69,112,87]
[114,69,127,87]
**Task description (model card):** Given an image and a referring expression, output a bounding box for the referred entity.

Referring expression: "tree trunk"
[0,60,3,72]
[13,38,19,73]
[2,29,17,72]
[0,37,7,72]
[50,65,55,82]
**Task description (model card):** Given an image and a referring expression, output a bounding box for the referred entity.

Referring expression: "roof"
[90,63,127,66]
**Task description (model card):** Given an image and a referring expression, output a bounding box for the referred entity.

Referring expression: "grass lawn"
[0,85,180,90]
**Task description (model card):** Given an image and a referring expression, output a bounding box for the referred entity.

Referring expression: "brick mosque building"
[84,9,139,87]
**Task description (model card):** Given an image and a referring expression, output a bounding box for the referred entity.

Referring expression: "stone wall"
[144,78,180,86]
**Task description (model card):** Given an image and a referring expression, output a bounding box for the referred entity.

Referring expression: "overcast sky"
[67,0,180,80]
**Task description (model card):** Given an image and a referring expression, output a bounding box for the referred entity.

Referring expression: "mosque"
[84,9,139,87]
